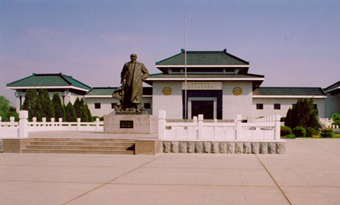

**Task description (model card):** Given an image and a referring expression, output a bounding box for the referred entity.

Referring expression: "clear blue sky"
[1,0,340,105]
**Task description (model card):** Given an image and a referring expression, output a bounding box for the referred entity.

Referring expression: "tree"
[332,113,340,126]
[284,98,321,131]
[0,96,18,121]
[64,102,77,122]
[85,104,93,122]
[52,93,65,121]
[284,108,293,128]
[37,89,54,121]
[74,98,92,122]
[22,89,38,120]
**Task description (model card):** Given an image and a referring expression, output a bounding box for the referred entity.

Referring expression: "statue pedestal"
[104,114,158,134]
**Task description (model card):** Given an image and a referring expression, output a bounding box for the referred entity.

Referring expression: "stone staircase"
[22,138,135,155]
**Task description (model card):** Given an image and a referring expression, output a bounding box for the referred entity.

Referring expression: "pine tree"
[65,102,77,122]
[74,98,83,120]
[85,104,93,122]
[285,98,321,131]
[22,89,38,120]
[284,108,293,128]
[37,89,54,121]
[52,93,65,121]
[307,98,321,130]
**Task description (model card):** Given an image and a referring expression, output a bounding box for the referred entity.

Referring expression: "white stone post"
[236,114,242,140]
[58,118,63,127]
[77,118,81,131]
[0,116,2,122]
[95,118,100,132]
[42,118,46,127]
[158,110,166,139]
[51,118,55,127]
[10,117,15,127]
[198,114,204,139]
[19,110,28,138]
[274,115,281,140]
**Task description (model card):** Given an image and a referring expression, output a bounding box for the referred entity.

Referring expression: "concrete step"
[22,149,134,155]
[29,141,135,146]
[22,138,136,155]
[32,138,135,143]
[25,145,133,151]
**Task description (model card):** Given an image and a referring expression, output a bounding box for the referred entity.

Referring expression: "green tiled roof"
[86,87,117,95]
[147,73,264,79]
[156,49,249,66]
[7,73,91,90]
[253,87,326,96]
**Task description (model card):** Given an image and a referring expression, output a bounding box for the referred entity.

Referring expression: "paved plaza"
[0,138,340,204]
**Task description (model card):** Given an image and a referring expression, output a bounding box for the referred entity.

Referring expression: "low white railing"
[158,110,282,141]
[0,116,19,138]
[28,117,103,132]
[0,111,103,138]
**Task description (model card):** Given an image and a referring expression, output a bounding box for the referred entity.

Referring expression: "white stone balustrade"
[158,110,283,142]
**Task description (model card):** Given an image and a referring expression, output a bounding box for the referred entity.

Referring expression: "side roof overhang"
[253,87,327,99]
[324,81,340,94]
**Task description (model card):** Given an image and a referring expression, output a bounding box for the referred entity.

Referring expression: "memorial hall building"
[7,49,340,120]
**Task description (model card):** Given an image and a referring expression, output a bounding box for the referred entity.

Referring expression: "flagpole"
[184,15,187,121]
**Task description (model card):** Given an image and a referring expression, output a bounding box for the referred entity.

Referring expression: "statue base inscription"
[104,114,158,134]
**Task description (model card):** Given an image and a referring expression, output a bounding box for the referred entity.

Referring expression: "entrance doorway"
[191,100,214,119]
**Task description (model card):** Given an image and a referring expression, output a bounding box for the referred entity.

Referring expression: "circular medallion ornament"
[162,87,172,96]
[232,87,242,96]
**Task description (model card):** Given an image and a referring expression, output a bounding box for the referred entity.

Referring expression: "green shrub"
[284,133,296,138]
[332,113,340,126]
[281,126,292,136]
[293,126,306,137]
[306,127,319,137]
[320,128,334,138]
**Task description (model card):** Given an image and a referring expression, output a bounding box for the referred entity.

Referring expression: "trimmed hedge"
[306,127,319,137]
[281,126,292,136]
[321,128,334,138]
[293,126,306,138]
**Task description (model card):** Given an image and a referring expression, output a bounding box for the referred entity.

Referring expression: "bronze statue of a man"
[115,54,149,112]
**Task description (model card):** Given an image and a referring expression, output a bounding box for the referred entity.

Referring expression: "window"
[144,103,151,109]
[256,104,263,110]
[94,103,101,109]
[274,104,281,110]
[111,103,117,109]
[314,104,318,110]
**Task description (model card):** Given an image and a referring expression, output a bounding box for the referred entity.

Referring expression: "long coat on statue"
[120,61,149,108]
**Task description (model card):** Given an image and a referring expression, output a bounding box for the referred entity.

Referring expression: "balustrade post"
[236,114,242,140]
[42,118,46,127]
[198,114,203,139]
[19,110,28,138]
[95,118,100,132]
[51,118,55,127]
[158,110,166,139]
[58,118,63,127]
[274,115,281,140]
[77,118,81,131]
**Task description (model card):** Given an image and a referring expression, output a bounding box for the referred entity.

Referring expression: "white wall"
[325,94,340,117]
[86,98,119,117]
[152,81,182,119]
[253,98,326,118]
[222,82,253,120]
